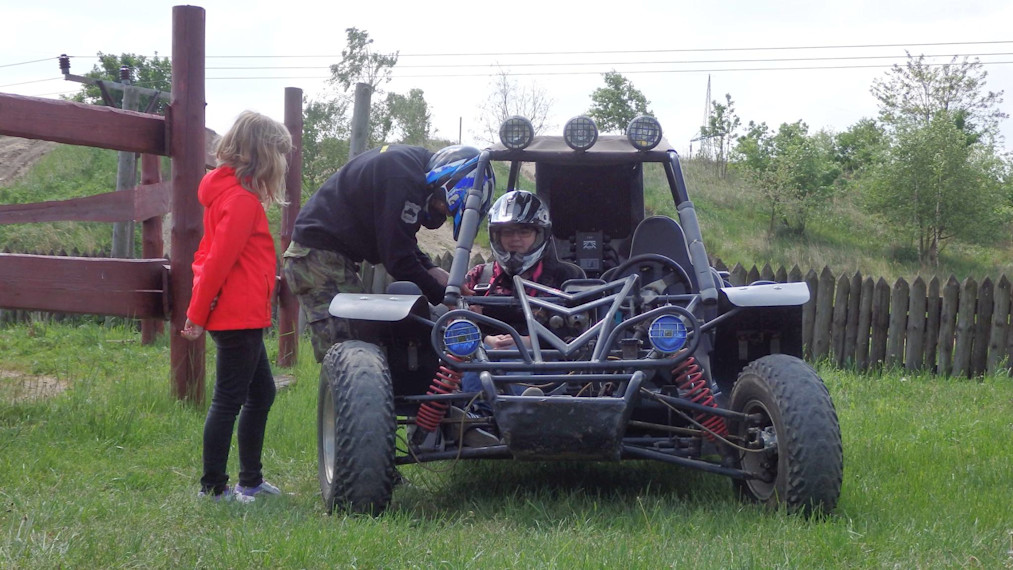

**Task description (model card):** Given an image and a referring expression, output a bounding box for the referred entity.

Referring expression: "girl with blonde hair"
[181,110,292,502]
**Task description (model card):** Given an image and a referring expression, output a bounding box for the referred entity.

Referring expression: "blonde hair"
[215,110,293,205]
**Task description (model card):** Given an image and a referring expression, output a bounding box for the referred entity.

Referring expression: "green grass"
[1,322,1011,568]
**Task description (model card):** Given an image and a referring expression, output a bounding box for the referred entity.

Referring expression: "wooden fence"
[717,261,1013,378]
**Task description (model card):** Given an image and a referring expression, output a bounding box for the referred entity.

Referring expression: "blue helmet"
[425,145,495,239]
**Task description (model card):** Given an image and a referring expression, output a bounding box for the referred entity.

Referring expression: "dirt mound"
[0,135,56,186]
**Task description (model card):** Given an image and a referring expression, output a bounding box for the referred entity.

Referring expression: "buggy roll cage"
[441,136,719,307]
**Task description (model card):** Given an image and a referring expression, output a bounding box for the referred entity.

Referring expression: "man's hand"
[180,318,204,341]
[428,266,450,287]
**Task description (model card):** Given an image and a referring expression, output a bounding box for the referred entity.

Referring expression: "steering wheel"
[611,253,694,296]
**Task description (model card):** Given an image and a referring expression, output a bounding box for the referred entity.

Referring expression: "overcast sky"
[3,0,1012,154]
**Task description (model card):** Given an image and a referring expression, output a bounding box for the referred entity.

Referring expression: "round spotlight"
[499,115,534,150]
[648,315,687,354]
[443,319,482,358]
[626,115,663,151]
[563,116,598,151]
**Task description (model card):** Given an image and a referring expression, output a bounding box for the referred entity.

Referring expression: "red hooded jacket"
[186,166,276,331]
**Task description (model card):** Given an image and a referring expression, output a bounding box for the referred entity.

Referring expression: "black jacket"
[293,145,445,303]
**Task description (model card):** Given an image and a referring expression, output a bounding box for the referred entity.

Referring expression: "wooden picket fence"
[718,261,1013,378]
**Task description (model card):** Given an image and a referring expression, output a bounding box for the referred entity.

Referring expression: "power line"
[205,51,1013,71]
[0,77,62,88]
[201,59,1013,81]
[0,57,58,69]
[200,39,1013,59]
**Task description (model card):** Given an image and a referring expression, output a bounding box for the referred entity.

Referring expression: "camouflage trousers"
[281,242,365,363]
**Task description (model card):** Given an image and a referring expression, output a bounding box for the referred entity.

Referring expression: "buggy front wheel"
[729,354,843,516]
[317,340,396,515]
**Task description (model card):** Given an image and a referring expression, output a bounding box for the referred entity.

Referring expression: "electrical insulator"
[119,66,131,82]
[58,54,70,74]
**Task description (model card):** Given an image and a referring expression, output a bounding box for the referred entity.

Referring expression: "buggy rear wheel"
[730,354,843,516]
[317,340,396,515]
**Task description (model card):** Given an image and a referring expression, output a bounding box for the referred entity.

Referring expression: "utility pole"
[59,55,170,258]
[113,66,138,258]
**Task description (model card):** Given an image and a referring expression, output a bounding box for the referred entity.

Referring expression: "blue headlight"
[648,315,686,354]
[444,319,482,358]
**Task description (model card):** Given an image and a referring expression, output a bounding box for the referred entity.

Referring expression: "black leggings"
[200,328,276,493]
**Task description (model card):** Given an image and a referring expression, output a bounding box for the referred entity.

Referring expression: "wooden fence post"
[729,263,747,286]
[855,277,874,371]
[831,273,850,367]
[787,264,802,283]
[905,276,927,372]
[802,268,818,360]
[924,276,941,373]
[952,277,977,378]
[277,86,303,368]
[970,277,993,376]
[886,277,909,369]
[811,266,834,361]
[938,276,960,376]
[869,278,890,370]
[168,4,206,402]
[140,153,165,345]
[987,274,1010,374]
[843,271,862,367]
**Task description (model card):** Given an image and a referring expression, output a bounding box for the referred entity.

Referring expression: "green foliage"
[871,52,1007,141]
[327,28,398,93]
[733,120,840,235]
[65,52,171,113]
[698,93,741,177]
[371,88,431,147]
[300,96,351,194]
[867,112,1008,266]
[1,323,1012,568]
[833,118,887,180]
[587,71,651,134]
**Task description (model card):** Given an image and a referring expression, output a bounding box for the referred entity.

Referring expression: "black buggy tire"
[317,340,396,515]
[730,354,843,516]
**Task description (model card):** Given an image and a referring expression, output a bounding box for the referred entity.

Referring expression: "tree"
[735,120,840,235]
[478,68,553,144]
[871,52,1007,141]
[833,118,887,180]
[587,71,651,134]
[327,28,398,94]
[698,93,741,178]
[371,88,432,147]
[868,112,1006,266]
[301,97,351,193]
[66,52,171,112]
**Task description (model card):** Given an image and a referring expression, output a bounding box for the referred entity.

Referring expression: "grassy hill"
[2,143,1011,281]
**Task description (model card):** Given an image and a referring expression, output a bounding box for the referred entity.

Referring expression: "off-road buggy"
[318,116,843,517]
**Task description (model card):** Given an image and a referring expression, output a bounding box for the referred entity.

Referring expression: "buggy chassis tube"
[622,445,751,479]
[664,152,718,305]
[443,150,493,306]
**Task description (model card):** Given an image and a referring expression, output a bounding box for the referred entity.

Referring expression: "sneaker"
[235,481,282,497]
[199,486,255,504]
[446,406,499,447]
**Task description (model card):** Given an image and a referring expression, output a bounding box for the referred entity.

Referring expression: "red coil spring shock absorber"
[415,359,463,432]
[671,356,728,440]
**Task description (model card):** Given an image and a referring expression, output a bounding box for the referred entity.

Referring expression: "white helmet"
[488,190,551,276]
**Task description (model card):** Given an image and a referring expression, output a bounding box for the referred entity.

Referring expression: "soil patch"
[0,135,56,186]
[0,369,68,403]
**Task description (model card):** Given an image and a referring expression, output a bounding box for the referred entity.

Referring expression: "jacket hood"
[198,166,244,207]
